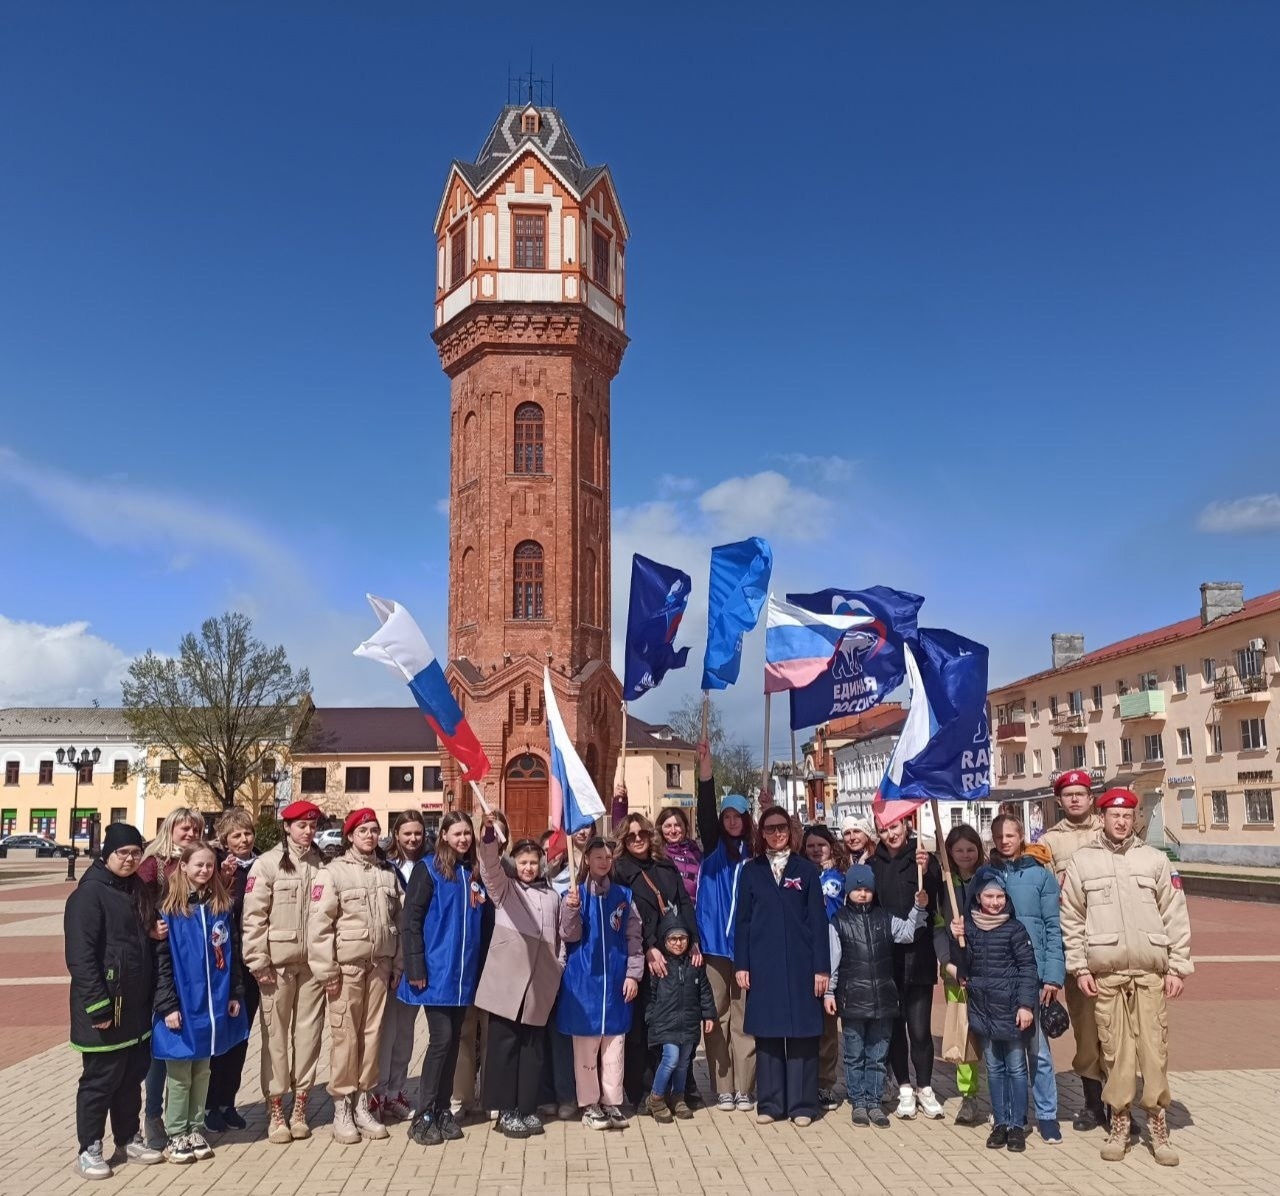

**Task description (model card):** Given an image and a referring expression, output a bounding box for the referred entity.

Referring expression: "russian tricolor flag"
[544,666,605,839]
[764,595,872,694]
[353,595,490,783]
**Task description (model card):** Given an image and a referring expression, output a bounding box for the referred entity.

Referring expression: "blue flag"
[783,586,924,730]
[623,554,692,702]
[701,537,773,691]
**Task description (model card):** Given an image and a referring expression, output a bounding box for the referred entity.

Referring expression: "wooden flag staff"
[762,691,773,806]
[930,797,961,944]
[469,779,506,844]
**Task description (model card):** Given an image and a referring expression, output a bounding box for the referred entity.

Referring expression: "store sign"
[1167,775,1195,786]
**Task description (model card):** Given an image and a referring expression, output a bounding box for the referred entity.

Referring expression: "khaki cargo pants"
[1064,973,1104,1082]
[258,963,326,1099]
[327,960,392,1098]
[1094,972,1171,1111]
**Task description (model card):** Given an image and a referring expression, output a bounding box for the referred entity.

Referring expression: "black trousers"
[756,1036,819,1120]
[76,1038,152,1152]
[482,1014,545,1117]
[206,971,260,1110]
[623,973,657,1105]
[888,983,935,1089]
[418,1007,467,1112]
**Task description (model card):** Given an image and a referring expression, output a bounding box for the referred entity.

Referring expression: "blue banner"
[783,586,924,730]
[623,554,692,702]
[701,538,773,691]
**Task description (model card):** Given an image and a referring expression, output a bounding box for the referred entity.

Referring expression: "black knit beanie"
[102,822,145,857]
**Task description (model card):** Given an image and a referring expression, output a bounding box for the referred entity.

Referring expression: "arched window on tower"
[514,403,544,474]
[583,548,598,626]
[512,541,544,620]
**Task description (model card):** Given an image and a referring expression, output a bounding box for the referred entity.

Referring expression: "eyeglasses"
[625,830,650,843]
[665,934,689,943]
[761,823,791,836]
[113,849,143,862]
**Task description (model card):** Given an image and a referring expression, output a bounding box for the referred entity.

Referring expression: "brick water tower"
[431,100,628,839]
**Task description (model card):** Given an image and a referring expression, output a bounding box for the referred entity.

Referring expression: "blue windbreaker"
[152,901,249,1060]
[557,881,635,1037]
[696,840,746,960]
[397,855,483,1007]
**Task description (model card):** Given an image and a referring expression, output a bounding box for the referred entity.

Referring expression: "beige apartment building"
[620,717,696,822]
[988,582,1280,866]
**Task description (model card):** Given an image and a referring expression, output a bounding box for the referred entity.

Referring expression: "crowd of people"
[63,753,1194,1181]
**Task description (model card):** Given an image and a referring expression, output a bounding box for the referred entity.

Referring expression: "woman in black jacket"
[613,812,700,1110]
[870,815,946,1120]
[64,823,164,1180]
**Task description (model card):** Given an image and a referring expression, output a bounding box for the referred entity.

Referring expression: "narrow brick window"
[513,402,544,474]
[592,228,610,288]
[513,212,546,270]
[513,541,544,620]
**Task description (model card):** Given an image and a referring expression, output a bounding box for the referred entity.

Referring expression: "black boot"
[409,1107,443,1147]
[1072,1078,1110,1132]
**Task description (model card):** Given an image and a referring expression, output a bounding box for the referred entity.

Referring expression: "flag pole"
[700,691,710,744]
[762,691,772,807]
[617,700,628,788]
[789,727,799,819]
[931,797,961,944]
[469,779,506,844]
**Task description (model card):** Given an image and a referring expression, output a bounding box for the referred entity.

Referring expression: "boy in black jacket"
[64,822,165,1179]
[644,911,715,1123]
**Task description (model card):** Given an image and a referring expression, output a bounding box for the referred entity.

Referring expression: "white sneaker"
[916,1087,945,1120]
[894,1086,917,1120]
[75,1140,111,1181]
[715,1093,736,1112]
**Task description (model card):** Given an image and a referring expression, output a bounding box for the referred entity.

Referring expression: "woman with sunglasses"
[613,812,699,1113]
[734,808,830,1126]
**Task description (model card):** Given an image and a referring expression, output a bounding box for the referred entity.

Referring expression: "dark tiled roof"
[991,588,1280,695]
[300,708,438,755]
[0,707,135,739]
[470,106,594,191]
[626,717,695,753]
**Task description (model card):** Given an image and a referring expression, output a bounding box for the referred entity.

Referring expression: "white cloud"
[698,470,832,541]
[1198,494,1280,534]
[657,474,697,495]
[0,616,133,706]
[434,497,450,516]
[773,453,857,484]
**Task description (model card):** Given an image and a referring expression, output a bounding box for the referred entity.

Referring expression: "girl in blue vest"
[153,844,248,1165]
[694,741,757,1111]
[400,811,487,1147]
[557,837,643,1130]
[803,824,849,1112]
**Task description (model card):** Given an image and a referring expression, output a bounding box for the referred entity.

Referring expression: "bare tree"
[665,694,762,800]
[122,613,311,812]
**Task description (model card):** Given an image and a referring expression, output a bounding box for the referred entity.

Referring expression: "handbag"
[941,994,981,1064]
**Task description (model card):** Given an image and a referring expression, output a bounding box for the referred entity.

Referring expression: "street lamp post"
[56,745,101,881]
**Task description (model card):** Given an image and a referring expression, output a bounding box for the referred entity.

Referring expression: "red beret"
[343,807,379,837]
[1097,788,1138,810]
[280,800,321,822]
[1053,770,1093,795]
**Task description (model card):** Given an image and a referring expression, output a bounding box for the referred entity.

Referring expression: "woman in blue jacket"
[694,742,758,1112]
[399,812,487,1147]
[990,814,1066,1142]
[734,808,831,1126]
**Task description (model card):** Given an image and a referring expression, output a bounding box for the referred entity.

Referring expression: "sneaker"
[409,1110,443,1147]
[851,1107,870,1128]
[117,1134,163,1166]
[986,1125,1008,1150]
[867,1106,890,1129]
[75,1140,111,1181]
[203,1106,227,1134]
[1037,1117,1062,1144]
[221,1106,247,1130]
[734,1092,755,1112]
[557,1102,578,1120]
[143,1116,166,1151]
[1007,1125,1027,1153]
[187,1131,214,1160]
[522,1113,545,1136]
[604,1105,629,1129]
[582,1104,609,1131]
[954,1096,980,1127]
[382,1091,413,1122]
[756,1112,777,1124]
[163,1136,195,1165]
[894,1086,917,1120]
[497,1111,529,1139]
[715,1093,736,1113]
[436,1108,464,1142]
[792,1115,813,1127]
[819,1088,840,1111]
[916,1087,945,1120]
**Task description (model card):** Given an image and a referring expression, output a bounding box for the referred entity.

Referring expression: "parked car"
[315,827,344,859]
[0,834,76,859]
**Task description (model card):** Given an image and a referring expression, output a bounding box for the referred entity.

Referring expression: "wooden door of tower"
[504,754,549,842]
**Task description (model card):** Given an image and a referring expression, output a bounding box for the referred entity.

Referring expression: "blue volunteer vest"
[397,856,483,1008]
[557,882,634,1037]
[696,840,746,960]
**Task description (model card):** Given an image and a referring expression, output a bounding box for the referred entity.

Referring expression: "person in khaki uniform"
[1060,788,1192,1167]
[241,800,325,1144]
[308,808,401,1145]
[1038,769,1107,1131]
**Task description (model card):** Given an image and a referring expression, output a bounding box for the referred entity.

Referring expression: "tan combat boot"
[331,1095,361,1145]
[289,1088,312,1140]
[1149,1108,1179,1167]
[353,1091,390,1140]
[266,1096,292,1145]
[1100,1107,1131,1162]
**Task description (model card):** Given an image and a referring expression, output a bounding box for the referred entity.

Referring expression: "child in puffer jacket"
[949,867,1038,1154]
[644,910,715,1123]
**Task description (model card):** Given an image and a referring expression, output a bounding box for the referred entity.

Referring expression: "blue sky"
[2,2,1278,756]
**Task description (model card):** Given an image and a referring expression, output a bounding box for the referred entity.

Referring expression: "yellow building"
[620,717,696,822]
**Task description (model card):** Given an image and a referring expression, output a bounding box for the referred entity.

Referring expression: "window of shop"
[1,809,15,835]
[30,809,56,837]
[1211,790,1229,825]
[1178,790,1197,827]
[72,808,97,839]
[1244,788,1274,825]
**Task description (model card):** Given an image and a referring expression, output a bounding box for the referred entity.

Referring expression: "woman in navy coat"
[733,808,831,1125]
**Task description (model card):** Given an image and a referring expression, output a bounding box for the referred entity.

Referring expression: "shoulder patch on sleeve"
[311,883,325,901]
[245,876,256,893]
[1170,872,1183,890]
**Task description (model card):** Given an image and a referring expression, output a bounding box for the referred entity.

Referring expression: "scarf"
[971,909,1010,931]
[767,848,791,884]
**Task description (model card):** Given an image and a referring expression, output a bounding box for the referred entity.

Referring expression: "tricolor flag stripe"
[544,667,606,836]
[764,596,874,694]
[873,642,932,828]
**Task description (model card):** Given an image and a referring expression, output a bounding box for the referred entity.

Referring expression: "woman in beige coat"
[475,815,564,1138]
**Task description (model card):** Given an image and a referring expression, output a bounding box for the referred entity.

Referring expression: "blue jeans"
[1027,1004,1060,1120]
[840,1018,893,1110]
[651,1043,694,1099]
[144,1055,166,1119]
[981,1034,1030,1129]
[539,1014,577,1106]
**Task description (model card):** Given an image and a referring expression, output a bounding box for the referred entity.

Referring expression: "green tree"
[122,612,311,812]
[665,694,763,800]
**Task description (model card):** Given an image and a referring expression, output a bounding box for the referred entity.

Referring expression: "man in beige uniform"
[241,800,326,1143]
[308,808,401,1145]
[1039,768,1107,1131]
[1060,788,1192,1167]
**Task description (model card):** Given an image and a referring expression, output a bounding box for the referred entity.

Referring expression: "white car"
[314,827,344,857]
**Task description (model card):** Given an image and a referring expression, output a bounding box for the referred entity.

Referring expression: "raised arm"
[476,833,511,909]
[695,741,720,850]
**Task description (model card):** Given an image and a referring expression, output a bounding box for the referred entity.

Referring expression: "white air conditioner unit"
[1249,638,1266,652]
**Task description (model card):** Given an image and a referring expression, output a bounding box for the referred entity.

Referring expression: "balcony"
[1051,712,1088,737]
[1213,672,1271,706]
[996,721,1027,743]
[1119,690,1166,723]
